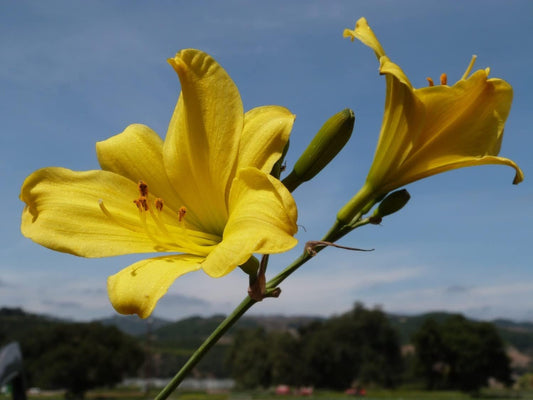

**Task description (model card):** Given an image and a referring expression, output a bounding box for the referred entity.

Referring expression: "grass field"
[37,388,533,400]
[2,388,532,400]
[165,389,530,400]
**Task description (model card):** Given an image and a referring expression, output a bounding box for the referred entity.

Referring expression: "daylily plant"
[20,49,298,318]
[338,18,524,224]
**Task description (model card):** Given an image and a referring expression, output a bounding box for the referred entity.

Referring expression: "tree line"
[226,303,512,393]
[0,304,514,397]
[1,311,144,399]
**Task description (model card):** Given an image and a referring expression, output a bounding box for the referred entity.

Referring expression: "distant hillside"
[97,314,171,336]
[3,306,533,375]
[0,307,60,343]
[388,311,533,355]
[494,320,533,356]
[150,314,321,342]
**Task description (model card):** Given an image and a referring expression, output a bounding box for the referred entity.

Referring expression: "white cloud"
[358,281,533,321]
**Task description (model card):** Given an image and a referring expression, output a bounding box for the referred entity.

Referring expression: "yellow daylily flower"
[338,18,524,223]
[20,49,298,318]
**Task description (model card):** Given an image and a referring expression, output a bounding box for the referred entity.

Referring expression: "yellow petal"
[238,106,295,173]
[201,167,298,278]
[20,167,176,257]
[394,154,524,187]
[391,71,520,187]
[343,17,386,59]
[107,255,203,318]
[96,124,203,230]
[164,49,244,235]
[368,58,424,189]
[411,71,512,157]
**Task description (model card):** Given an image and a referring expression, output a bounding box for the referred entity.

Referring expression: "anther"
[155,198,164,212]
[138,181,148,197]
[426,77,434,87]
[178,206,187,222]
[440,73,447,86]
[134,197,149,211]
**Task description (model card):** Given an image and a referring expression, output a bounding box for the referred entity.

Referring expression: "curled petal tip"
[513,169,524,185]
[343,28,356,41]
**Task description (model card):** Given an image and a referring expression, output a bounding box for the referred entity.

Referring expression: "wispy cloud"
[361,281,533,321]
[445,285,471,294]
[42,299,84,310]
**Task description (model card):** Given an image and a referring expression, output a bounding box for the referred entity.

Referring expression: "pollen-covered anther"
[178,206,187,222]
[138,180,148,197]
[440,73,447,86]
[154,198,164,212]
[426,77,434,87]
[134,196,149,211]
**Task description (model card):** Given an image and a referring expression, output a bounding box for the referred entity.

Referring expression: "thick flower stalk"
[338,18,524,224]
[20,49,298,318]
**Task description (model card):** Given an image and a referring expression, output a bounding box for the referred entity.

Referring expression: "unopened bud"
[283,109,355,192]
[239,256,260,276]
[371,189,410,221]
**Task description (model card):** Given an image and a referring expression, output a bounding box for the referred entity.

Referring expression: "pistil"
[461,55,477,80]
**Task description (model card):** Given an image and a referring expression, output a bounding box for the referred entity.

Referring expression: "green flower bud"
[283,108,355,192]
[239,255,260,276]
[370,189,410,223]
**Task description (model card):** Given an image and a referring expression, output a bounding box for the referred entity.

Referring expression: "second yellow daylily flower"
[20,49,298,318]
[338,18,524,223]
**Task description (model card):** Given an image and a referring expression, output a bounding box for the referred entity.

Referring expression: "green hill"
[2,307,532,378]
[0,307,59,343]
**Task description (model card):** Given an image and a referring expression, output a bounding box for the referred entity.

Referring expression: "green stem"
[153,296,255,400]
[336,183,376,224]
[154,195,378,400]
[281,170,301,192]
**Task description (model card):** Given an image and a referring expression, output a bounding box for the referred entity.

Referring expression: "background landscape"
[2,303,533,397]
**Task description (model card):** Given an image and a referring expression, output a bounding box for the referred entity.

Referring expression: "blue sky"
[1,1,532,322]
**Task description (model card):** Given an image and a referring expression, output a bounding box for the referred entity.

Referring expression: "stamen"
[461,55,477,80]
[133,197,149,211]
[133,181,150,211]
[440,73,447,86]
[426,77,434,87]
[103,178,219,255]
[155,198,164,212]
[148,207,204,252]
[148,207,172,237]
[138,180,148,197]
[100,195,216,255]
[138,208,166,246]
[178,207,187,222]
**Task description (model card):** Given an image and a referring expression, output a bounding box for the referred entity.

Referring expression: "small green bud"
[371,189,410,222]
[239,256,260,276]
[283,108,355,192]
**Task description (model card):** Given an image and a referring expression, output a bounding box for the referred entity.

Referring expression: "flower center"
[98,180,218,255]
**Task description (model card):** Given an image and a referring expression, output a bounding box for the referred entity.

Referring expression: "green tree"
[412,314,512,393]
[21,322,144,399]
[411,318,447,389]
[302,303,403,389]
[227,328,309,388]
[226,328,271,389]
[227,304,403,390]
[267,331,306,386]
